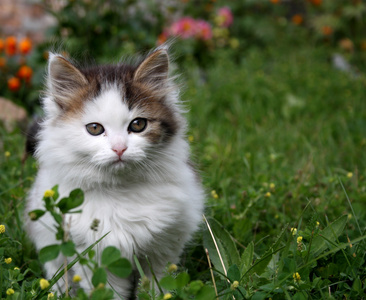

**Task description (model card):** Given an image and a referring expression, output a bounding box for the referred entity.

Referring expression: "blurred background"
[1,1,366,298]
[1,0,365,115]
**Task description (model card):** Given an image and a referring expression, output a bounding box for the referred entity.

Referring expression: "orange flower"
[0,39,4,52]
[339,38,354,52]
[19,37,32,55]
[17,65,33,82]
[322,26,333,36]
[270,0,280,3]
[157,31,168,45]
[8,77,21,92]
[0,57,6,68]
[292,14,303,25]
[5,36,17,56]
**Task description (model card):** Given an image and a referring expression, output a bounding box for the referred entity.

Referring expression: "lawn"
[1,40,366,298]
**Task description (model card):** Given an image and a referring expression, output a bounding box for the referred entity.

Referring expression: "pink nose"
[112,146,127,157]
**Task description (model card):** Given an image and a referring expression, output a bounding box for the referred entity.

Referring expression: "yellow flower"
[347,172,353,178]
[0,224,5,234]
[5,151,10,158]
[167,264,178,273]
[211,190,219,199]
[40,278,50,290]
[316,221,320,227]
[291,228,297,235]
[293,272,301,282]
[72,274,82,282]
[188,135,194,142]
[48,293,54,299]
[269,183,275,190]
[14,267,19,270]
[6,288,15,295]
[265,192,271,198]
[43,190,55,198]
[297,236,303,244]
[5,257,12,264]
[163,293,172,300]
[230,280,239,290]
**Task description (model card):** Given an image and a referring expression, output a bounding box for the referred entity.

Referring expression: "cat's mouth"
[112,157,126,166]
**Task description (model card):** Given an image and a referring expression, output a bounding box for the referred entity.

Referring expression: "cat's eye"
[128,118,147,133]
[86,123,105,136]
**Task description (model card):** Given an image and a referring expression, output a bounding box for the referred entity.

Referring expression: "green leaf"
[90,287,114,300]
[203,216,240,277]
[107,258,132,278]
[92,267,107,287]
[101,246,121,266]
[188,280,204,295]
[60,241,76,257]
[176,272,190,289]
[195,285,216,300]
[310,215,348,256]
[227,264,240,282]
[89,250,95,260]
[352,277,362,294]
[52,185,60,201]
[159,275,177,290]
[37,232,110,298]
[39,244,60,263]
[249,253,272,277]
[56,188,84,213]
[28,209,45,221]
[68,188,84,208]
[240,241,254,275]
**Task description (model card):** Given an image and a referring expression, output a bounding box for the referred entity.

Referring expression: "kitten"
[25,47,205,298]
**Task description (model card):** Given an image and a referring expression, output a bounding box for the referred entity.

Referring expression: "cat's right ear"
[47,53,88,111]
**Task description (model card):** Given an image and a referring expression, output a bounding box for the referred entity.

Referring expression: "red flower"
[17,65,33,83]
[170,17,197,39]
[5,36,17,56]
[19,37,32,55]
[8,77,21,92]
[195,20,212,41]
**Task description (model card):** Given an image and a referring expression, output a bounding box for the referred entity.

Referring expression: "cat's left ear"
[134,48,169,89]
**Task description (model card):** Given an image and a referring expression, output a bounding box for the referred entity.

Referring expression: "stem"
[205,248,218,300]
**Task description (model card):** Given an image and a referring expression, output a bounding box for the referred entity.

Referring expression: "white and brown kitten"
[25,47,204,298]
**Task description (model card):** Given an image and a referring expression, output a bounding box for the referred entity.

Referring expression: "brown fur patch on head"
[124,81,179,144]
[47,50,181,143]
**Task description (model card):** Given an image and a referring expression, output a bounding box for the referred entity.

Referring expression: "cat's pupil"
[86,123,105,136]
[128,118,147,133]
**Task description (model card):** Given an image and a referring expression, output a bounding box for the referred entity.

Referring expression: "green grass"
[1,43,366,299]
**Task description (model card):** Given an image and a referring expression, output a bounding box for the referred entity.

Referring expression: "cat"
[25,46,205,298]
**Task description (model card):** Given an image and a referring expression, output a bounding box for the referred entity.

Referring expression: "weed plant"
[1,43,366,299]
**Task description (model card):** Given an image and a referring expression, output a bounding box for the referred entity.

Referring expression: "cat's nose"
[112,146,127,157]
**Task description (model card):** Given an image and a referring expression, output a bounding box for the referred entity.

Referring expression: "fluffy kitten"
[25,47,204,298]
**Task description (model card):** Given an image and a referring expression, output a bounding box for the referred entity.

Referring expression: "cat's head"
[37,47,187,180]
